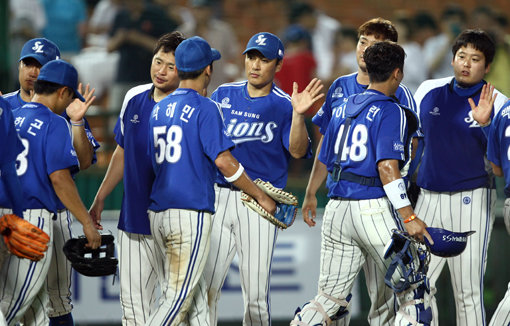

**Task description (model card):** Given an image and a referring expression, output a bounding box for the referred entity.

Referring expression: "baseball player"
[0,97,24,326]
[487,99,510,326]
[193,32,323,326]
[89,31,186,326]
[292,41,431,326]
[0,60,101,326]
[145,36,276,326]
[302,18,417,325]
[413,29,508,326]
[2,38,100,326]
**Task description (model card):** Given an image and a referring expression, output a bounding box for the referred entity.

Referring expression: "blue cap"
[37,60,85,102]
[19,38,61,66]
[243,32,284,60]
[175,36,221,72]
[284,24,311,43]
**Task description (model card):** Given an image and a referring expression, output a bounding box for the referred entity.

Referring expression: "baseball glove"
[241,179,298,229]
[63,234,118,277]
[0,214,50,261]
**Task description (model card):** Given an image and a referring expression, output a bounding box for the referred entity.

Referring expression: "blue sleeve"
[487,111,502,167]
[114,116,124,148]
[375,106,407,163]
[199,103,234,161]
[46,119,79,175]
[0,161,24,217]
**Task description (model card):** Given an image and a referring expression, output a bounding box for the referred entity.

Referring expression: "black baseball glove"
[63,234,118,277]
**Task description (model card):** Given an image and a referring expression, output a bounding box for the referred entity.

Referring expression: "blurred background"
[1,0,510,324]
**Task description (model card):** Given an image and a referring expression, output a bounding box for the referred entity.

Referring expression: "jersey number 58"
[153,125,183,164]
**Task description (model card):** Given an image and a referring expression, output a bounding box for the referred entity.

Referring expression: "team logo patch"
[429,107,440,116]
[462,196,471,205]
[130,114,140,123]
[332,87,344,98]
[316,108,324,117]
[221,97,232,109]
[256,34,267,46]
[392,141,404,153]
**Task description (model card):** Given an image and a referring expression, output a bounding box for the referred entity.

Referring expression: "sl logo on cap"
[32,41,45,54]
[256,35,267,46]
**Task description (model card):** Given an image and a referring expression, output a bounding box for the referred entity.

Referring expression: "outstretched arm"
[50,169,101,249]
[302,136,328,227]
[89,145,125,229]
[378,159,432,244]
[289,78,324,158]
[66,83,97,169]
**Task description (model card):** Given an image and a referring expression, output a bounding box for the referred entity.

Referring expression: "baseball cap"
[19,38,61,66]
[243,32,284,60]
[175,36,221,72]
[37,60,85,102]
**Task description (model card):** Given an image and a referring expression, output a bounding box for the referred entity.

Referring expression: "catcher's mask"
[63,234,118,277]
[424,227,475,258]
[384,229,430,293]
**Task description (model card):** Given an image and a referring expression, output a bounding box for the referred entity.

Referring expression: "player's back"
[0,97,24,166]
[0,103,78,212]
[488,100,510,197]
[313,72,416,133]
[319,90,414,200]
[148,88,234,213]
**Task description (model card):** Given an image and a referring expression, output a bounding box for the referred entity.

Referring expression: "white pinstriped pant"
[200,186,278,326]
[46,210,73,318]
[296,197,403,326]
[415,188,496,326]
[0,208,54,326]
[118,229,158,326]
[146,209,211,326]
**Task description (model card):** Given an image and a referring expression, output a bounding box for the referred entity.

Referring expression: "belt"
[216,183,240,191]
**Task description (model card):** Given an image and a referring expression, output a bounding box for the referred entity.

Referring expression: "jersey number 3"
[15,138,30,176]
[153,125,183,164]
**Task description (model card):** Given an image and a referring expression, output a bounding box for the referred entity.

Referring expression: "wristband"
[225,163,244,183]
[403,214,416,223]
[383,178,411,210]
[70,119,85,127]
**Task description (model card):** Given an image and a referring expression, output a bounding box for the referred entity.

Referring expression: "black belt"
[338,171,382,187]
[216,183,240,191]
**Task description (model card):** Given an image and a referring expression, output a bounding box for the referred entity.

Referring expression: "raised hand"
[468,82,497,126]
[291,78,325,115]
[66,83,96,122]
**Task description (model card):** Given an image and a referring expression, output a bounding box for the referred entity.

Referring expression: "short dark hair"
[153,31,186,55]
[364,41,405,83]
[177,63,213,80]
[451,29,495,66]
[358,18,398,42]
[34,80,66,95]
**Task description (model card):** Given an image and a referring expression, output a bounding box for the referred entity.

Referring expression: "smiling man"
[413,29,508,326]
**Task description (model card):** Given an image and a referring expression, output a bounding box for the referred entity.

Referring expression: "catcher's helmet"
[424,227,475,258]
[63,234,118,277]
[384,229,430,293]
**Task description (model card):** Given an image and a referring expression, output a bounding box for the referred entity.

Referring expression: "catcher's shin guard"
[395,280,433,326]
[290,291,351,326]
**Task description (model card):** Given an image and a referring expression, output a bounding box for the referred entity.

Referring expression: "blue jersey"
[211,81,311,188]
[312,72,416,134]
[148,88,234,213]
[319,90,416,200]
[487,100,510,197]
[0,102,79,213]
[415,77,508,192]
[114,84,155,234]
[0,97,24,166]
[2,90,25,110]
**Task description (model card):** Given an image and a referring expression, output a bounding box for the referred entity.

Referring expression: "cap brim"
[19,54,46,66]
[211,48,221,61]
[73,90,85,102]
[242,47,275,59]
